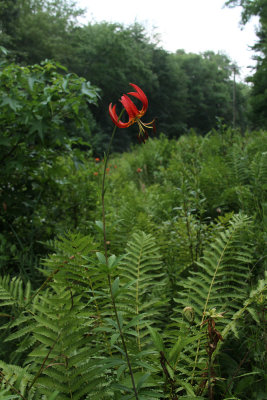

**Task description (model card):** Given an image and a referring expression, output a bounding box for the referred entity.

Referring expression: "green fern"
[118,231,164,329]
[27,287,106,399]
[219,269,267,347]
[1,285,111,399]
[142,213,254,397]
[226,144,250,186]
[0,233,118,399]
[250,151,267,187]
[0,275,31,310]
[250,151,267,218]
[42,232,111,321]
[174,213,253,325]
[0,275,35,364]
[169,213,253,390]
[0,361,34,398]
[0,388,21,400]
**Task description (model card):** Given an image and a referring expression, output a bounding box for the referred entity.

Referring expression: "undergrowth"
[0,129,266,399]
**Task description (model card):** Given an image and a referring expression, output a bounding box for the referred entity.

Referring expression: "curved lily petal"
[127,83,148,115]
[120,94,140,120]
[108,103,131,128]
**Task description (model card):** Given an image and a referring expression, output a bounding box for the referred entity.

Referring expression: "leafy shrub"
[0,56,99,277]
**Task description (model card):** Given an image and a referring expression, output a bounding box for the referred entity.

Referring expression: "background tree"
[67,23,249,146]
[170,50,246,132]
[67,22,159,151]
[225,0,267,127]
[0,0,84,64]
[0,0,251,148]
[148,48,189,137]
[0,0,20,48]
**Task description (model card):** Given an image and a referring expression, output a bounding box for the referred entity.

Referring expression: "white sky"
[77,0,259,81]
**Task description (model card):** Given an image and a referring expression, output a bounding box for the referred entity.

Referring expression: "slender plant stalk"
[29,332,61,391]
[207,350,213,400]
[101,113,139,400]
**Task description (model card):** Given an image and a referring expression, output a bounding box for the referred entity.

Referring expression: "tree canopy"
[225,0,267,127]
[0,0,84,63]
[0,0,261,150]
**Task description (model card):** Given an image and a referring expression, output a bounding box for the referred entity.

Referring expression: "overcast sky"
[77,0,259,81]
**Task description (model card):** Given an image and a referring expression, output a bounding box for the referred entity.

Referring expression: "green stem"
[101,112,139,400]
[101,110,124,260]
[29,332,61,391]
[207,350,213,400]
[107,275,139,399]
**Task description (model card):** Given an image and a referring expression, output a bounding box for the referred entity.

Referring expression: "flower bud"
[183,306,195,323]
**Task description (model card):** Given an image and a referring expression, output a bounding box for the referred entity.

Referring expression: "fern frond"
[170,213,253,387]
[220,270,267,345]
[226,145,250,185]
[0,361,33,397]
[250,151,267,187]
[41,232,111,324]
[175,214,253,324]
[0,276,31,309]
[20,284,107,399]
[117,231,165,352]
[0,386,21,399]
[0,276,35,364]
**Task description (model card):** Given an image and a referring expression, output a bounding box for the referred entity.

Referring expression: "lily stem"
[101,112,139,400]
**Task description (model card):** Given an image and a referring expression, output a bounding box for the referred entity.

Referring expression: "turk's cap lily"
[109,83,155,142]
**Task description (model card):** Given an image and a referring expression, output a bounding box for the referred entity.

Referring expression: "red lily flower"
[109,83,155,142]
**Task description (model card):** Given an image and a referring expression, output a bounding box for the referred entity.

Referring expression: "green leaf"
[81,81,98,102]
[176,377,202,397]
[96,252,106,265]
[46,391,60,400]
[0,46,8,55]
[62,78,68,91]
[147,325,165,353]
[247,307,260,323]
[95,220,103,231]
[108,254,118,270]
[136,373,150,390]
[117,311,124,329]
[1,96,21,111]
[168,336,183,363]
[28,77,36,91]
[124,314,143,330]
[110,332,120,346]
[29,120,44,142]
[111,277,120,298]
[117,364,126,379]
[168,333,202,364]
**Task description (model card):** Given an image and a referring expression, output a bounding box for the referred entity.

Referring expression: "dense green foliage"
[0,0,84,64]
[0,129,266,399]
[0,54,99,278]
